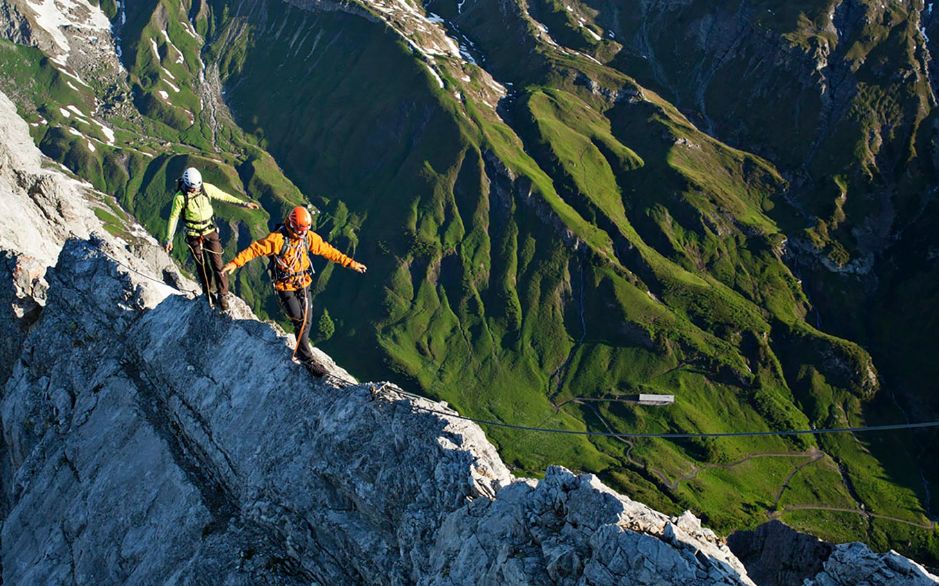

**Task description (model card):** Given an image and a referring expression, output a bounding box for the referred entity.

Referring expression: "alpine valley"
[1,0,939,580]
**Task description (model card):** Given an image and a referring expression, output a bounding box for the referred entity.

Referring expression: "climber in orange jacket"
[221,206,366,376]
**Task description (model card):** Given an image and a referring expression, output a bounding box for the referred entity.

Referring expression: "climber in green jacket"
[164,167,260,310]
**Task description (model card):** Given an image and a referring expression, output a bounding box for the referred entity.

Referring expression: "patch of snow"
[59,107,71,118]
[93,119,115,144]
[161,30,185,64]
[579,51,602,65]
[67,105,85,118]
[532,19,559,46]
[67,127,81,136]
[161,66,176,80]
[86,140,95,152]
[158,90,170,101]
[182,21,198,38]
[392,0,422,18]
[457,0,466,13]
[164,78,180,93]
[459,44,477,64]
[584,28,602,42]
[424,63,445,88]
[150,38,160,62]
[427,12,445,24]
[440,35,461,57]
[23,0,111,59]
[66,81,79,92]
[54,66,91,88]
[288,25,308,52]
[305,29,324,59]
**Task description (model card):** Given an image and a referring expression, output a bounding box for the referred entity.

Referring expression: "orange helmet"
[286,206,313,236]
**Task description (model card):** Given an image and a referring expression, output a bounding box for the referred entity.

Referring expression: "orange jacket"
[231,229,355,291]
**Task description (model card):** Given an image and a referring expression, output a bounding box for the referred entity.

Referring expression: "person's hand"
[351,261,367,274]
[221,262,237,275]
[243,201,260,210]
[164,241,173,253]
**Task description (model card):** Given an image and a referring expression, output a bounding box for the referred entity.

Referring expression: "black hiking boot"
[302,360,327,378]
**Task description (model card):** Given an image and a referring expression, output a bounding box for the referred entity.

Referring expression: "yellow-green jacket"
[165,183,247,241]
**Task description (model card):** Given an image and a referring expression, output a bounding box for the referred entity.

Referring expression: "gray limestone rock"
[806,542,938,586]
[1,235,755,584]
[0,252,46,383]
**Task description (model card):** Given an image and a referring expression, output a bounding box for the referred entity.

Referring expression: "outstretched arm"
[308,233,367,273]
[204,183,260,210]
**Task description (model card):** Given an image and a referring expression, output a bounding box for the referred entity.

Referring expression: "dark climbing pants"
[277,286,315,364]
[186,230,228,300]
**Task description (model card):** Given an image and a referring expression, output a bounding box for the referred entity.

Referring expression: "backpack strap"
[179,184,215,233]
[269,226,313,287]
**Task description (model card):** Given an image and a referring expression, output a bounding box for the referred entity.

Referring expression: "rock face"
[0,0,121,81]
[728,520,939,586]
[0,252,45,384]
[808,543,939,586]
[728,521,834,586]
[0,86,937,583]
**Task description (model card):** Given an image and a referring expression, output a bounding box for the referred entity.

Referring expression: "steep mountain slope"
[0,0,937,566]
[544,0,939,557]
[2,86,936,585]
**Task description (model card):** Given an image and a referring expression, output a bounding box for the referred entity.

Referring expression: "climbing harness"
[269,226,314,290]
[178,183,217,237]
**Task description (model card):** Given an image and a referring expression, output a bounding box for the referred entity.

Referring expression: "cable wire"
[111,257,199,296]
[373,386,939,439]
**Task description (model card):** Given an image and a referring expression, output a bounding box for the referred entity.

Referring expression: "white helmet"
[181,167,202,192]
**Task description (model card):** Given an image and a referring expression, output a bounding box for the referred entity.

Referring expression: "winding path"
[771,504,937,531]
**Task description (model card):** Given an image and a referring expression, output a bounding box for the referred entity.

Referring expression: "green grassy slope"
[2,0,937,565]
[556,0,939,557]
